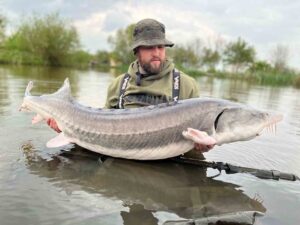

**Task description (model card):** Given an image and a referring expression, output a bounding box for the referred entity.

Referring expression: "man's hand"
[194,143,214,153]
[47,118,61,133]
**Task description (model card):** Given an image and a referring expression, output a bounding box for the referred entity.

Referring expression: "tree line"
[107,22,292,75]
[0,13,299,87]
[0,13,114,68]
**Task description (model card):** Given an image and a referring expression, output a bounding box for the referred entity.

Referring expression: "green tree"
[95,50,110,66]
[223,37,256,73]
[168,45,199,68]
[69,50,93,68]
[108,24,135,66]
[6,13,80,66]
[0,15,5,44]
[201,47,221,72]
[248,60,273,73]
[1,31,43,64]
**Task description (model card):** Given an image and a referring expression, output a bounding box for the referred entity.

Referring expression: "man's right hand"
[47,118,61,133]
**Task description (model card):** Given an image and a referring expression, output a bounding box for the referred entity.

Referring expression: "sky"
[1,0,300,69]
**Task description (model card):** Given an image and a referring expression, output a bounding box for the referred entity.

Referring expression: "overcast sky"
[1,0,300,68]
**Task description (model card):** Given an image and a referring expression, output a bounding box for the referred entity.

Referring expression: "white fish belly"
[72,139,194,160]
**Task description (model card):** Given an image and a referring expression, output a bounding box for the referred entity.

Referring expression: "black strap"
[172,69,180,102]
[136,71,142,86]
[118,73,131,109]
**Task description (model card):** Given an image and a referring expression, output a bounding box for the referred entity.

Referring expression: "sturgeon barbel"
[20,78,282,160]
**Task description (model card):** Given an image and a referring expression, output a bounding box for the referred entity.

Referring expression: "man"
[48,18,214,152]
[105,18,199,109]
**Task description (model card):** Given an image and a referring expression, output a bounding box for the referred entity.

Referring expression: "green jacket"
[105,59,199,108]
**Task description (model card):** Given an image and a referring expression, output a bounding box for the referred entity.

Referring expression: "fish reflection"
[21,143,266,225]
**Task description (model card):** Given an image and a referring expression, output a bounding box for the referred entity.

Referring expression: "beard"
[139,57,165,74]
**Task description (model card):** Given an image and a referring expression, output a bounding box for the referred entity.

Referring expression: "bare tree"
[214,35,226,55]
[192,38,203,58]
[270,44,289,71]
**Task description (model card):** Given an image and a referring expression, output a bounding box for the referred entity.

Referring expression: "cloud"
[102,11,131,32]
[2,0,300,68]
[74,13,106,34]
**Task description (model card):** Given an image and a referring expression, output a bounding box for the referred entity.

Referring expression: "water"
[0,65,299,225]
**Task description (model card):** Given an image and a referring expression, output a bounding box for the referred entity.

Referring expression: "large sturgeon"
[20,78,282,160]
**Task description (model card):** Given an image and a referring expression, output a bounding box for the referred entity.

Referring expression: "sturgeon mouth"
[258,114,283,136]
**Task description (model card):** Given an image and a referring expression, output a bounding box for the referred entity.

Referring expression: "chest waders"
[117,69,180,109]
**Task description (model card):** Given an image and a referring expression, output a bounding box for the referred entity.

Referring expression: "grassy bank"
[183,68,300,88]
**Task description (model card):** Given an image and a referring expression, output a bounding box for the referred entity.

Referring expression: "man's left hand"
[194,143,215,153]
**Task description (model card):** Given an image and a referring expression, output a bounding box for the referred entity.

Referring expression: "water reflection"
[4,65,82,94]
[0,65,113,116]
[199,77,254,103]
[0,68,11,115]
[1,65,300,224]
[22,144,265,224]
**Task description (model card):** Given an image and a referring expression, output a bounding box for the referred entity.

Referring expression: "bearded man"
[105,18,199,109]
[48,19,213,152]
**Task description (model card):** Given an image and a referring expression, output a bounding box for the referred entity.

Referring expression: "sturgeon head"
[212,105,283,145]
[19,78,72,126]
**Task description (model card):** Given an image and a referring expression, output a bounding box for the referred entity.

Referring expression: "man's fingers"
[194,143,215,153]
[207,144,215,150]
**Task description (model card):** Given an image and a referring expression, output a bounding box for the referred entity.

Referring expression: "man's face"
[137,45,166,74]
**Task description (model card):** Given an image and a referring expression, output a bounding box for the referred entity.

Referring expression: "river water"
[0,65,299,225]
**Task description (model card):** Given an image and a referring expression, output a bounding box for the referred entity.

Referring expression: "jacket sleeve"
[189,76,200,98]
[179,72,200,99]
[104,75,124,108]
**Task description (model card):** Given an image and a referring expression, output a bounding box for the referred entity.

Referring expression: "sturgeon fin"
[182,128,216,145]
[32,114,44,124]
[25,81,34,97]
[43,78,72,101]
[46,133,71,148]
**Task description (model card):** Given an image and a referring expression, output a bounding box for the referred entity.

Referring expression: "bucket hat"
[131,18,174,50]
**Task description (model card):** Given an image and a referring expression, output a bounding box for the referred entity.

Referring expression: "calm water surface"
[0,65,299,225]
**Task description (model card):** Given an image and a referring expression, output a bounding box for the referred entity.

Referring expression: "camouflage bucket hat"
[131,18,174,50]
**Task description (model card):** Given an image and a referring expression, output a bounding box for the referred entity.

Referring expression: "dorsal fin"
[42,78,72,101]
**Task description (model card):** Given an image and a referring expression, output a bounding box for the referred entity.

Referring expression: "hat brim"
[131,38,174,50]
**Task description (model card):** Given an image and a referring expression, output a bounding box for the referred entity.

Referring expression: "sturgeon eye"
[214,109,226,130]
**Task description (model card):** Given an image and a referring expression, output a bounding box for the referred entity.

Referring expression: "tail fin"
[25,81,34,97]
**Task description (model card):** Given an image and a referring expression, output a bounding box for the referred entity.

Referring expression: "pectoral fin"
[182,128,216,145]
[32,114,44,124]
[46,133,71,148]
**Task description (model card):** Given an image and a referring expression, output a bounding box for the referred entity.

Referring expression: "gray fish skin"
[20,79,282,160]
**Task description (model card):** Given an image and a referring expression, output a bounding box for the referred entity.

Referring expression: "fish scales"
[20,79,283,160]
